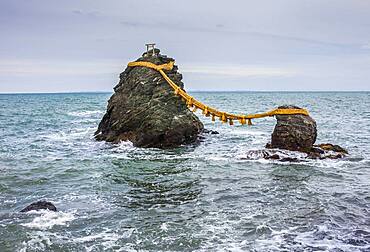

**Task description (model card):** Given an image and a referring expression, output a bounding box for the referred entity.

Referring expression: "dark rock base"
[243,143,348,162]
[20,201,57,212]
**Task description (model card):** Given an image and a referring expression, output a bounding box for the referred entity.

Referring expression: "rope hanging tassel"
[127,60,310,125]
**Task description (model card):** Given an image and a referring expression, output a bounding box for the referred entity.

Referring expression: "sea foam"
[21,210,76,230]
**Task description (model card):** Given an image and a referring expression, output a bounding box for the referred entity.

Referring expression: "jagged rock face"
[268,105,317,152]
[95,49,204,148]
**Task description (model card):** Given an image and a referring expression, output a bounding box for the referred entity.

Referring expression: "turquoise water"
[0,92,369,251]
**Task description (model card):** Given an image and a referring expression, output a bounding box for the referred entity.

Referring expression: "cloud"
[72,9,101,18]
[1,0,370,92]
[180,63,298,78]
[362,43,370,49]
[0,59,123,76]
[120,21,140,27]
[0,59,297,79]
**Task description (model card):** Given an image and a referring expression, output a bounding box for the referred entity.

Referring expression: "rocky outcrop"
[95,49,204,148]
[20,201,57,212]
[263,105,347,160]
[267,105,317,152]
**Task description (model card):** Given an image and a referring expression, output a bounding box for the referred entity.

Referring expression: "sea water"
[0,92,369,251]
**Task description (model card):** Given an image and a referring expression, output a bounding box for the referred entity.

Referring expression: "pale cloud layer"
[181,64,298,78]
[1,0,370,92]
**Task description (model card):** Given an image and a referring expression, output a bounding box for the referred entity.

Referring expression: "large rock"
[267,105,317,152]
[95,49,204,148]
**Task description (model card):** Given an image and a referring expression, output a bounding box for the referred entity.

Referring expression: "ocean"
[0,92,369,251]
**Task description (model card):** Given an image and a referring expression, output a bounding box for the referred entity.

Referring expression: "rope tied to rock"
[127,60,310,125]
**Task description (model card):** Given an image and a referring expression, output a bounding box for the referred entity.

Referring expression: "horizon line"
[0,90,369,95]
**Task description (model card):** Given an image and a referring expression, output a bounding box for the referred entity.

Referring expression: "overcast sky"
[1,0,370,92]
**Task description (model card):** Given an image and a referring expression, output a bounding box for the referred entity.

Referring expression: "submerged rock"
[308,144,348,159]
[243,146,348,162]
[316,143,348,154]
[202,129,219,135]
[241,149,306,161]
[20,201,57,212]
[95,48,204,148]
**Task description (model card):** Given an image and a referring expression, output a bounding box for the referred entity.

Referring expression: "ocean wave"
[226,129,268,136]
[293,224,370,252]
[18,225,134,252]
[114,140,135,151]
[254,224,370,252]
[21,210,76,230]
[67,110,104,117]
[42,127,96,142]
[19,231,54,252]
[73,228,133,252]
[233,147,363,169]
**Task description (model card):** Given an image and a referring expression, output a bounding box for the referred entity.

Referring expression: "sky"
[1,0,370,93]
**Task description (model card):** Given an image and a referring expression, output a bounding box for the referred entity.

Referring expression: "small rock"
[266,105,348,160]
[202,129,219,135]
[20,201,57,212]
[315,143,348,154]
[268,105,317,152]
[243,145,348,162]
[280,157,299,162]
[242,149,306,161]
[266,154,280,160]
